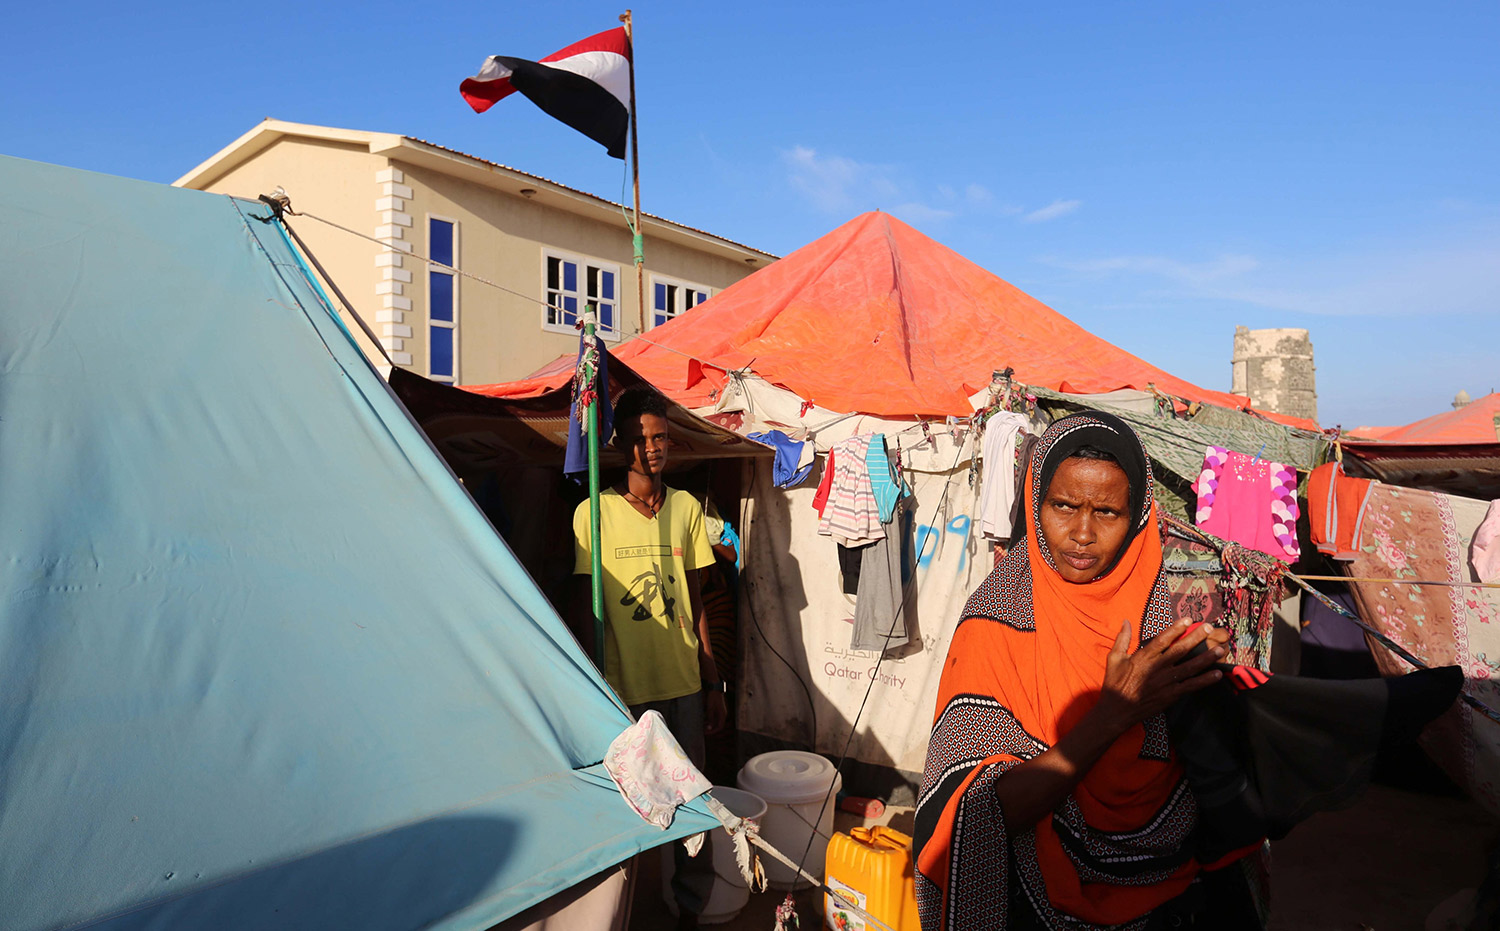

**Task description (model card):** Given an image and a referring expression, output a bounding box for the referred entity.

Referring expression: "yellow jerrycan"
[823,825,921,931]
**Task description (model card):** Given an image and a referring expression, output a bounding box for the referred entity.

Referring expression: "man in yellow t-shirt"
[571,388,727,751]
[572,387,726,930]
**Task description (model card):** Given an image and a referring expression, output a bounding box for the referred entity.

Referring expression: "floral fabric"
[1342,484,1500,814]
[604,709,711,830]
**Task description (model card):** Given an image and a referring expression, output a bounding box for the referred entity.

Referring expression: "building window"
[544,251,619,340]
[650,275,711,329]
[429,217,458,382]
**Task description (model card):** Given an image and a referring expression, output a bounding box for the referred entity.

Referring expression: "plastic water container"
[661,786,767,925]
[824,825,921,931]
[737,751,842,889]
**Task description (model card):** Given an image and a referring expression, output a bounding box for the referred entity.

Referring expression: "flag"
[461,27,632,159]
[564,331,613,479]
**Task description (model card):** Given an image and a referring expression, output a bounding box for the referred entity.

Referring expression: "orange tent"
[1353,393,1500,445]
[1342,394,1500,499]
[471,212,1293,423]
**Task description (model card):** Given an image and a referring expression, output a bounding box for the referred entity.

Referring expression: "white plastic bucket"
[661,786,768,925]
[737,750,842,889]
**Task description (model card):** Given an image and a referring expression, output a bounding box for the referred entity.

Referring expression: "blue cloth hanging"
[865,434,910,523]
[747,430,812,488]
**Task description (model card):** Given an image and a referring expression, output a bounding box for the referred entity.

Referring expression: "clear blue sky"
[6,1,1497,428]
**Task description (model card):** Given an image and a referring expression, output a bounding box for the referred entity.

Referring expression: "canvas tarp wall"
[698,374,1025,784]
[736,453,990,779]
[1342,393,1500,499]
[0,154,714,931]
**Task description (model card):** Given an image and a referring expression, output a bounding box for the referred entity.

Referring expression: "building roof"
[173,119,778,266]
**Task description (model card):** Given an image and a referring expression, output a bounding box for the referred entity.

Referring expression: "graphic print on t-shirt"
[616,544,686,626]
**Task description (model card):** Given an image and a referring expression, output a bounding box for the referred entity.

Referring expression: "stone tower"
[1231,327,1318,422]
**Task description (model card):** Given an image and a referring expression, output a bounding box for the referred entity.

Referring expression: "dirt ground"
[629,784,1500,930]
[1267,784,1498,931]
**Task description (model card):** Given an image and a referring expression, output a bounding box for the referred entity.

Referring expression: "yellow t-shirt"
[573,487,714,705]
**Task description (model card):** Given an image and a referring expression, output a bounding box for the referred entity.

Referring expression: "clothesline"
[1295,574,1500,589]
[1166,517,1500,727]
[1287,571,1500,727]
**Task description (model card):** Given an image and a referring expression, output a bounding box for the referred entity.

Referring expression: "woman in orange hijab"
[913,411,1249,930]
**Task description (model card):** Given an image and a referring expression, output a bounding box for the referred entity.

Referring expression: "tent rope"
[285,206,733,373]
[1292,575,1500,589]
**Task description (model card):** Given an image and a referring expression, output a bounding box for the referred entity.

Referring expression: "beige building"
[175,119,776,384]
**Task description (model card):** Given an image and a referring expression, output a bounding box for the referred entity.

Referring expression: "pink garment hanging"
[1474,500,1500,583]
[1195,445,1300,562]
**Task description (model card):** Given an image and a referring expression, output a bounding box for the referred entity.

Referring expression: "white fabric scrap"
[603,710,711,830]
[979,412,1031,540]
[700,794,766,892]
[797,438,816,473]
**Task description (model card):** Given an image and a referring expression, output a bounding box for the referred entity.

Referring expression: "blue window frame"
[651,276,710,329]
[429,218,457,381]
[545,252,618,338]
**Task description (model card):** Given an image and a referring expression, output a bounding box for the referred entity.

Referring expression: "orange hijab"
[915,412,1199,930]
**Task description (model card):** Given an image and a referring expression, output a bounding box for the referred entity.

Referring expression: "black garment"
[838,542,866,595]
[1141,865,1263,930]
[1005,433,1040,542]
[1169,663,1463,863]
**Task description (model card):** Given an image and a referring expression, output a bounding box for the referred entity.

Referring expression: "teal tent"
[0,155,713,930]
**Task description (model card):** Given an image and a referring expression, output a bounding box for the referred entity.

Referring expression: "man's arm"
[710,541,738,565]
[686,568,728,735]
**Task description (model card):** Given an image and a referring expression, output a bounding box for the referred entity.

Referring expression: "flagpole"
[583,306,606,670]
[620,9,645,334]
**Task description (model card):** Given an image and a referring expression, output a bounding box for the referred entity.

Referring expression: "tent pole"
[620,9,645,335]
[584,309,606,670]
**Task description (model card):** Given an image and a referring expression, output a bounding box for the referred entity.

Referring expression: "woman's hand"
[1094,618,1229,735]
[989,618,1231,830]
